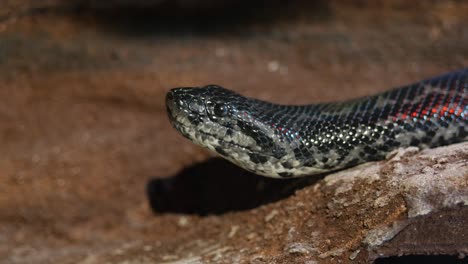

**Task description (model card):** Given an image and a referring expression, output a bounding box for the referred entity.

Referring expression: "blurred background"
[0,1,467,263]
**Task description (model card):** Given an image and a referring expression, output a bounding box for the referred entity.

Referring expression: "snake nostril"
[166,91,174,101]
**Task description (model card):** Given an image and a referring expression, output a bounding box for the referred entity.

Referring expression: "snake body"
[166,69,468,178]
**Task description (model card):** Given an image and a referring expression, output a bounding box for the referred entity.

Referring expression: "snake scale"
[166,69,468,178]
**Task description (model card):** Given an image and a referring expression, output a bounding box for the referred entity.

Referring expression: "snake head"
[166,85,291,177]
[166,85,253,147]
[166,85,239,130]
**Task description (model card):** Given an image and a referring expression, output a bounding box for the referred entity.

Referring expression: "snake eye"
[213,103,229,117]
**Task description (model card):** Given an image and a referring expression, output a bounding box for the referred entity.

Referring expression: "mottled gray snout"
[166,87,197,115]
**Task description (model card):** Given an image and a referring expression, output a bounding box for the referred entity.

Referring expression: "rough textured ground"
[0,1,467,263]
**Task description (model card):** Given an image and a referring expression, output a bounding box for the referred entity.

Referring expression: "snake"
[166,69,468,178]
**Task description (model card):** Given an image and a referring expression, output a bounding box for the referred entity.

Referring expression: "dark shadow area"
[375,255,467,264]
[22,0,331,37]
[147,158,322,215]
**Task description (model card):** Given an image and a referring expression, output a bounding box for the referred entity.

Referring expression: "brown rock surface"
[0,1,467,263]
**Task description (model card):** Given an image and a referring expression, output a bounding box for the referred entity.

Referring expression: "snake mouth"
[198,130,255,152]
[172,119,269,158]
